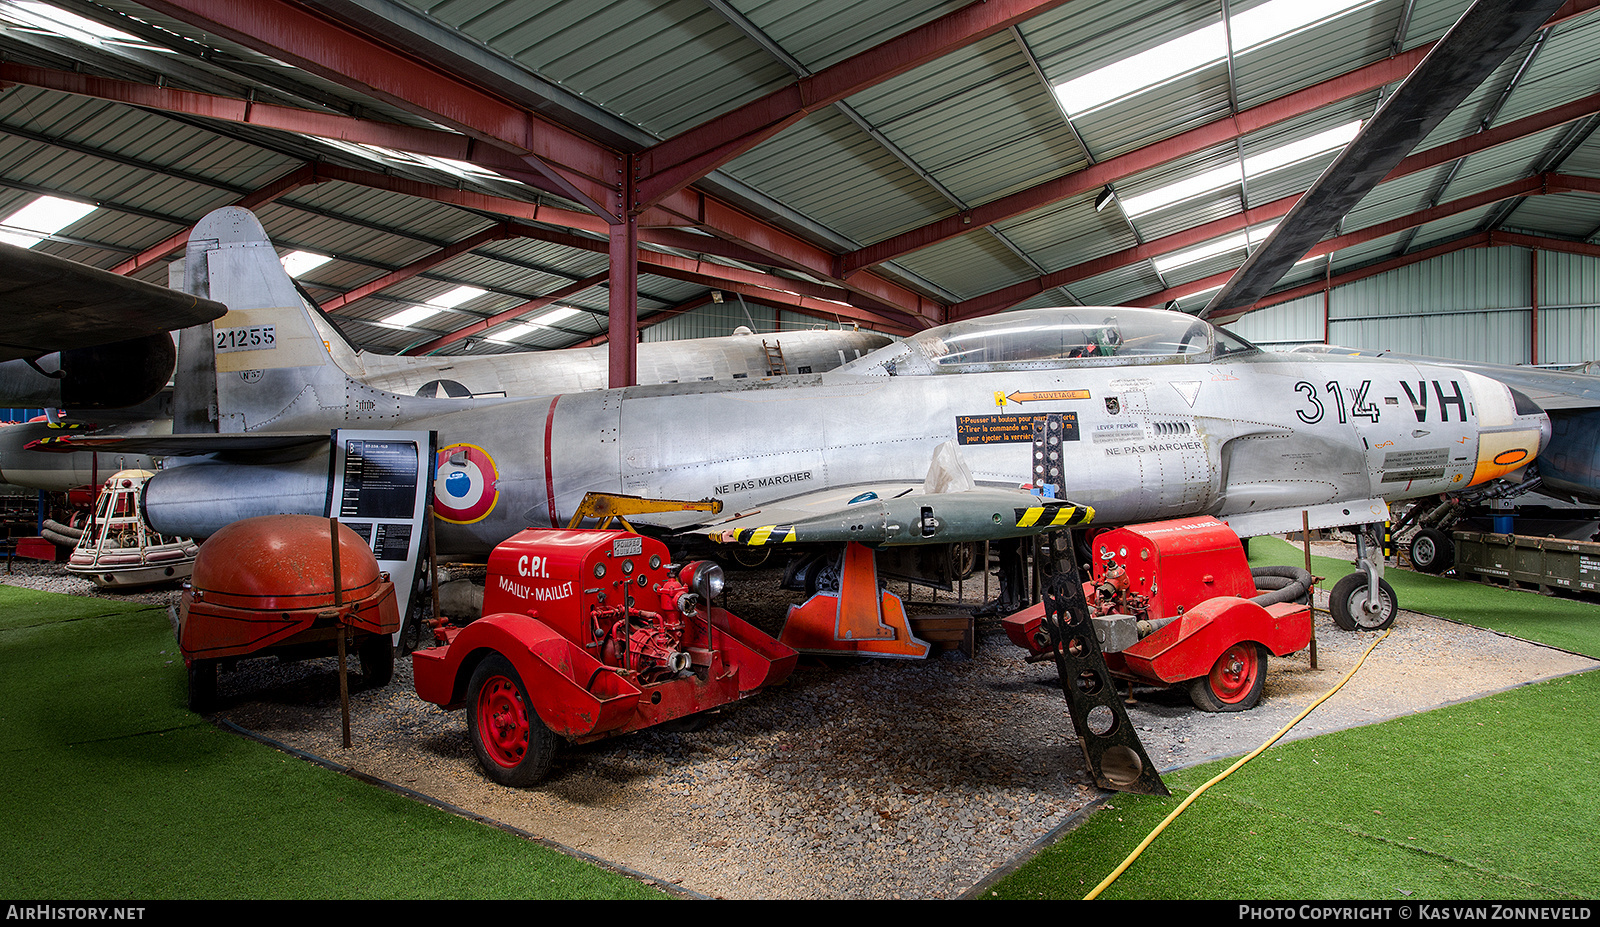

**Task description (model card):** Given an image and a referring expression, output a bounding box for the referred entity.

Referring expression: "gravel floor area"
[6,540,1595,901]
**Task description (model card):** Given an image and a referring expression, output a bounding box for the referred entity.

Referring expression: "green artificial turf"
[988,671,1600,900]
[0,585,666,900]
[1247,536,1600,658]
[985,535,1600,901]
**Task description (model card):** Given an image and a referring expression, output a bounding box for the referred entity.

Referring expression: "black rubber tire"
[1188,642,1267,712]
[187,658,217,713]
[1409,528,1454,574]
[1330,573,1398,631]
[467,653,558,787]
[358,634,394,688]
[729,546,772,569]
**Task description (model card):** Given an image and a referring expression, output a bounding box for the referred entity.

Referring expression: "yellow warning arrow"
[1005,389,1090,404]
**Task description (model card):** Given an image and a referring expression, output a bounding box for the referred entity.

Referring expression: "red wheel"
[1188,642,1266,712]
[467,654,557,786]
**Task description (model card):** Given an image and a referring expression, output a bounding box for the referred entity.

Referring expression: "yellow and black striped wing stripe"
[1013,503,1094,529]
[720,524,799,546]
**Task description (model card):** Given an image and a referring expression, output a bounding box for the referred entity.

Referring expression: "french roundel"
[435,443,499,524]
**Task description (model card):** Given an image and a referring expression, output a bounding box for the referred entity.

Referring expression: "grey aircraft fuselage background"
[131,210,1549,561]
[0,223,889,495]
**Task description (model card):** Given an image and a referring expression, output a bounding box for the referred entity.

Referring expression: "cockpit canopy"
[838,307,1259,377]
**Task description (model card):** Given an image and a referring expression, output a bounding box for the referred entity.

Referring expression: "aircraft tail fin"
[172,207,397,434]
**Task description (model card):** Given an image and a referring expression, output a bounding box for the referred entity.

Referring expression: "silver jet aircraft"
[47,207,1547,635]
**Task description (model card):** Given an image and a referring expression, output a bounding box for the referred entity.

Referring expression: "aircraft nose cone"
[1467,388,1548,487]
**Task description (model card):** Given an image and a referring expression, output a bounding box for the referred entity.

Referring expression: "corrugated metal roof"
[0,0,1590,361]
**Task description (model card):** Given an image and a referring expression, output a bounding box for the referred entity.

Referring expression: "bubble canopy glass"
[840,307,1259,376]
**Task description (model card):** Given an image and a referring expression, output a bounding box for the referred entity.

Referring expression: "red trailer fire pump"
[413,529,797,786]
[1004,517,1314,712]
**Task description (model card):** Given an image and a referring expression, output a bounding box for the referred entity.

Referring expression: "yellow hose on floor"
[1084,625,1393,900]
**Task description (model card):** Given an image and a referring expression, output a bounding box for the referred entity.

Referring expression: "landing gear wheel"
[730,547,772,569]
[187,658,217,713]
[951,542,980,579]
[1188,642,1266,712]
[1330,573,1398,631]
[1409,528,1454,574]
[468,654,558,787]
[358,634,394,688]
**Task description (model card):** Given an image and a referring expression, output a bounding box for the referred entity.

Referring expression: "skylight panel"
[1121,164,1243,216]
[383,305,439,328]
[1053,0,1376,116]
[280,250,332,278]
[1120,121,1363,217]
[1153,223,1278,273]
[530,306,581,327]
[0,195,96,248]
[487,323,536,345]
[316,138,522,187]
[381,286,486,327]
[1230,0,1376,52]
[1054,23,1225,115]
[428,285,487,309]
[3,1,163,51]
[1243,121,1362,175]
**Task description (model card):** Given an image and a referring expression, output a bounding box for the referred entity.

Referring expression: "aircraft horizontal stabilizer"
[0,240,227,360]
[695,484,1093,547]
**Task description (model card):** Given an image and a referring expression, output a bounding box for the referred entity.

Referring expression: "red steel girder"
[839,44,1435,276]
[1239,230,1600,317]
[1138,173,1599,317]
[423,216,913,330]
[1,58,940,321]
[110,163,318,276]
[1490,229,1600,259]
[137,0,624,219]
[609,215,640,388]
[403,273,609,356]
[633,0,1077,208]
[951,92,1600,319]
[1264,173,1577,271]
[138,0,945,324]
[568,286,904,348]
[568,299,712,349]
[953,195,1300,320]
[841,0,1600,276]
[319,224,517,313]
[1224,233,1495,316]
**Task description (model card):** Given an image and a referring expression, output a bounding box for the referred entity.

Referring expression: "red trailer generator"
[413,529,798,786]
[1004,518,1312,711]
[179,515,400,712]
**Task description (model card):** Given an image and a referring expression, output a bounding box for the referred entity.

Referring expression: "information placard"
[326,429,436,644]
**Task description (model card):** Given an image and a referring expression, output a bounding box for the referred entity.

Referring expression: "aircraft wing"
[0,240,228,360]
[1202,0,1569,319]
[25,431,330,458]
[660,483,1093,548]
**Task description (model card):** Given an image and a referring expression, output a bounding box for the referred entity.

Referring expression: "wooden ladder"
[761,338,788,376]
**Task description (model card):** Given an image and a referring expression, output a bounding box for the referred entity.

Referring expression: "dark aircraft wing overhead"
[26,431,330,458]
[1200,0,1570,320]
[0,241,228,360]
